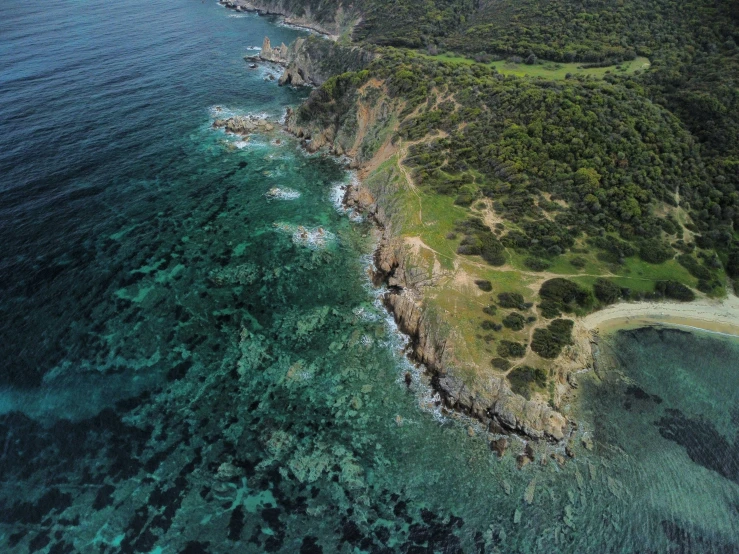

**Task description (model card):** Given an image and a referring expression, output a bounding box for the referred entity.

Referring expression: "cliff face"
[219,0,359,38]
[254,36,375,87]
[283,59,576,443]
[345,185,569,442]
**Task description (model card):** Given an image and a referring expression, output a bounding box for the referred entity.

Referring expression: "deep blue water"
[1,1,738,552]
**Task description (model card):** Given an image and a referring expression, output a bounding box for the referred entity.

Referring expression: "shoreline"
[218,0,339,40]
[581,295,739,338]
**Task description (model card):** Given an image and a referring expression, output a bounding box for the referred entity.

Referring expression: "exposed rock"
[247,35,375,88]
[212,115,278,137]
[517,442,536,469]
[490,437,508,458]
[488,419,506,435]
[280,55,580,444]
[567,371,579,389]
[565,443,576,458]
[551,452,567,467]
[219,0,360,38]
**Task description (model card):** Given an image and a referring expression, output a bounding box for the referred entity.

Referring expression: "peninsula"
[222,0,739,445]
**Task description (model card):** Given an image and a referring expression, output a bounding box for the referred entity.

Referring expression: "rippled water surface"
[1,1,738,552]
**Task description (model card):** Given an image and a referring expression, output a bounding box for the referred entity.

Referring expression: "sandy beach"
[581,294,739,337]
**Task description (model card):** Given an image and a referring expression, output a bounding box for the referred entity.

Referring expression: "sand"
[581,295,739,337]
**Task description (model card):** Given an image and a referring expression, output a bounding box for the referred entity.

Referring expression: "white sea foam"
[273,222,335,249]
[330,173,365,222]
[276,20,322,35]
[265,187,301,201]
[330,182,348,212]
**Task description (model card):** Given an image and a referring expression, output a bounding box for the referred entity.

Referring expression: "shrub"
[638,239,674,264]
[539,278,593,311]
[676,254,712,280]
[480,235,506,266]
[508,365,547,399]
[497,340,526,358]
[498,292,525,309]
[502,312,526,331]
[480,320,503,331]
[655,281,695,301]
[524,257,551,271]
[538,300,562,319]
[569,256,587,269]
[482,305,498,316]
[593,278,622,305]
[491,357,511,371]
[475,279,492,291]
[531,319,574,359]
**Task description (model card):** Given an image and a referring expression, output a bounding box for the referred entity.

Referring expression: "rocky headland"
[341,175,576,444]
[218,0,360,38]
[281,95,586,446]
[212,113,277,135]
[247,35,595,450]
[245,35,376,87]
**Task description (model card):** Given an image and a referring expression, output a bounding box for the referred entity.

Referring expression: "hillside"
[234,0,739,439]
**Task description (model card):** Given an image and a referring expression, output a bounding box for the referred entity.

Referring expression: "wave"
[265,187,301,200]
[273,222,336,249]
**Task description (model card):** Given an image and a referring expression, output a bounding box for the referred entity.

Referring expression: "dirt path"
[397,141,423,224]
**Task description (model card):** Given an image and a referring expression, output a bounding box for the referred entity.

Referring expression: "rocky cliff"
[219,0,359,38]
[252,36,375,87]
[344,180,570,442]
[283,55,578,444]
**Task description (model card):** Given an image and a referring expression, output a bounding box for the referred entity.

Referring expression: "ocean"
[0,0,737,552]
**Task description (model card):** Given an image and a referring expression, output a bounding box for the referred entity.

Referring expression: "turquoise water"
[0,0,738,552]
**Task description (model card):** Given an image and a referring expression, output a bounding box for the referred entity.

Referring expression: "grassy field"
[428,52,651,80]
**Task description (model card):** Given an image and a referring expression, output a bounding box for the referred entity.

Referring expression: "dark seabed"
[1,0,738,552]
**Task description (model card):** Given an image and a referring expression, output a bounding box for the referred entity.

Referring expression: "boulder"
[490,437,508,458]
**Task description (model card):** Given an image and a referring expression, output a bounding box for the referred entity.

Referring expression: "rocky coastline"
[218,0,358,39]
[250,32,589,450]
[341,180,577,445]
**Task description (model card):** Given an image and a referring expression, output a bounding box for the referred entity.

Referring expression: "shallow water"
[1,1,738,552]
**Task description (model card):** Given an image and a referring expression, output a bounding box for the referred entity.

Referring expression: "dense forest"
[292,0,739,290]
[287,0,738,397]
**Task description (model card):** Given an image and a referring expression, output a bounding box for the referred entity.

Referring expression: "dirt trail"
[397,141,423,224]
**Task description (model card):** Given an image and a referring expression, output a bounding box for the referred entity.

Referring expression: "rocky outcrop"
[218,0,360,38]
[212,115,276,135]
[343,181,569,442]
[279,58,575,443]
[248,35,376,88]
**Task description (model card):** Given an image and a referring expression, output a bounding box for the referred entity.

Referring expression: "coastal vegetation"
[277,0,738,407]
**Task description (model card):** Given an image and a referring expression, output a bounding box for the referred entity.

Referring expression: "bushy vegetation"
[454,218,506,265]
[502,311,526,331]
[539,278,593,315]
[654,280,696,301]
[497,340,527,359]
[491,357,511,371]
[593,278,623,305]
[482,304,497,316]
[531,319,575,359]
[497,292,526,310]
[474,279,492,291]
[295,0,739,295]
[508,365,547,399]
